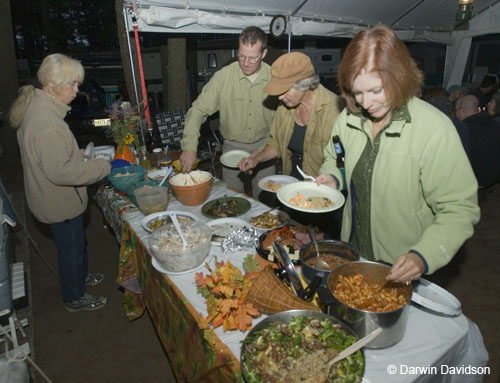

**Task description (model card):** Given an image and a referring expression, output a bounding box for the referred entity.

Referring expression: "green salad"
[241,316,364,383]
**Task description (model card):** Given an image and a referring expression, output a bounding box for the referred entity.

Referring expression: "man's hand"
[239,157,258,172]
[386,252,425,283]
[180,150,197,173]
[316,174,338,189]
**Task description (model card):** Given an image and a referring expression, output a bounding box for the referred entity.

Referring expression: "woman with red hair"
[318,25,479,283]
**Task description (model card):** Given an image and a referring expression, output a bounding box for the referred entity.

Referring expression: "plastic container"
[133,184,169,215]
[148,220,211,272]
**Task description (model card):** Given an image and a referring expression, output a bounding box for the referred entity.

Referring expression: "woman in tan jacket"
[9,54,111,312]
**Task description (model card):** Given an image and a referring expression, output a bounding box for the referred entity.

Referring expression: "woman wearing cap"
[317,25,479,283]
[238,52,343,180]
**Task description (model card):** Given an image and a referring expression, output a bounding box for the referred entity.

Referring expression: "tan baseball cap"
[263,52,315,95]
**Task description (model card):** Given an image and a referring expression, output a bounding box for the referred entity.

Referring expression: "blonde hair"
[9,53,84,129]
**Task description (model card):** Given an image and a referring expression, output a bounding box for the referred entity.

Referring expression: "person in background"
[9,53,111,312]
[487,91,500,124]
[180,26,278,198]
[424,86,453,116]
[238,52,344,237]
[468,74,498,110]
[447,84,467,108]
[317,25,479,283]
[456,94,500,200]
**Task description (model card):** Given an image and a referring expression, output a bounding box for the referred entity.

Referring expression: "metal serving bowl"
[326,261,412,349]
[300,239,360,286]
[240,310,364,382]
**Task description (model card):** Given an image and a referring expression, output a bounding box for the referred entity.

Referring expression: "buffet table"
[95,180,489,383]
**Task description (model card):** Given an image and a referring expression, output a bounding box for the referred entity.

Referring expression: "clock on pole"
[270,15,287,38]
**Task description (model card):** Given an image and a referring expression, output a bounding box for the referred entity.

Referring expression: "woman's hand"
[316,173,338,189]
[386,252,425,283]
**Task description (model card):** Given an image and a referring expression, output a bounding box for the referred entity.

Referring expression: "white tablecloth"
[124,180,489,383]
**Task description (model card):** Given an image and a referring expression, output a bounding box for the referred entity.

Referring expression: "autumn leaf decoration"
[195,256,260,332]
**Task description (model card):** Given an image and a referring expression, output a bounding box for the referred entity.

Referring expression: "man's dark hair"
[239,26,268,51]
[481,75,497,88]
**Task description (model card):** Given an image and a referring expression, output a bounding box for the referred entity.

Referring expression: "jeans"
[49,214,87,302]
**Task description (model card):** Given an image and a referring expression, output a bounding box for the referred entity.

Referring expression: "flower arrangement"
[105,101,141,153]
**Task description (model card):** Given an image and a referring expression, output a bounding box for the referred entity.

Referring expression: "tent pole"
[130,6,153,133]
[123,8,146,145]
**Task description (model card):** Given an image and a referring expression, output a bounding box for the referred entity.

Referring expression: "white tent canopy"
[124,0,500,87]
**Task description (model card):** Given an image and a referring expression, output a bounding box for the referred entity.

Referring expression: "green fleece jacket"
[320,97,480,274]
[17,89,110,224]
[180,61,277,151]
[266,84,343,177]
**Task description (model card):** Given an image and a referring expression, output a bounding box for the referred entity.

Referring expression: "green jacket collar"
[345,98,413,135]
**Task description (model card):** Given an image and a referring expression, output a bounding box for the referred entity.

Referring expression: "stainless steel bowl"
[300,239,360,286]
[326,261,412,349]
[240,310,364,382]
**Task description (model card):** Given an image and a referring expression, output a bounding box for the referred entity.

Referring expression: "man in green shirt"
[179,26,277,197]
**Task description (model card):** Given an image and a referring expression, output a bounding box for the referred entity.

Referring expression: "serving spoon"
[171,214,187,249]
[306,327,383,383]
[296,165,316,182]
[308,225,329,269]
[158,166,172,186]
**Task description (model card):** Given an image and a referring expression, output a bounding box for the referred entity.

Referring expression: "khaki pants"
[222,139,276,200]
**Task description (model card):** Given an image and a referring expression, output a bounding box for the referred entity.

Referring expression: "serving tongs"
[273,241,322,301]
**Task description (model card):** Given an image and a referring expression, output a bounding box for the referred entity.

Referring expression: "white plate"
[220,150,250,168]
[83,142,94,161]
[151,251,214,276]
[141,210,199,233]
[94,145,115,161]
[411,278,462,316]
[277,182,345,213]
[207,217,253,245]
[258,175,298,193]
[247,209,290,231]
[147,167,172,181]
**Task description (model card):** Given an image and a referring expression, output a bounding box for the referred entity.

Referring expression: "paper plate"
[207,218,253,245]
[277,182,345,213]
[94,145,115,161]
[411,278,462,316]
[141,210,198,233]
[83,142,94,161]
[220,150,250,168]
[151,251,214,276]
[201,197,251,218]
[258,175,298,193]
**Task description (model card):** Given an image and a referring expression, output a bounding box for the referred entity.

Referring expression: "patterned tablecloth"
[96,180,489,383]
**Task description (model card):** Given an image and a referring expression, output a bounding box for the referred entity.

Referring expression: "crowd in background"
[423,74,500,201]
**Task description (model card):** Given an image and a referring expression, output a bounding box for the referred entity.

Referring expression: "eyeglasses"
[67,80,81,87]
[237,53,262,64]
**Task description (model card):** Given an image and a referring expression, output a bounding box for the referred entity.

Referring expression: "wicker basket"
[245,266,319,314]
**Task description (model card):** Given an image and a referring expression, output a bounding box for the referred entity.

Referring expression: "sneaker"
[85,272,104,287]
[65,293,107,312]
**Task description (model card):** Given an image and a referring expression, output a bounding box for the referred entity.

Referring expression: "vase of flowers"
[106,101,141,164]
